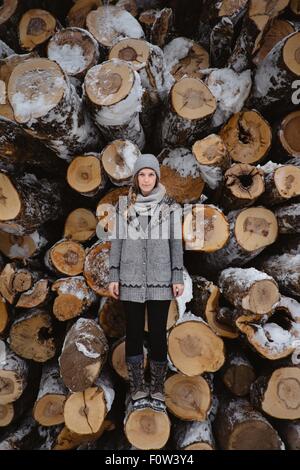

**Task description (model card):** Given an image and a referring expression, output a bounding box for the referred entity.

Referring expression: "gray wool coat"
[108,193,184,303]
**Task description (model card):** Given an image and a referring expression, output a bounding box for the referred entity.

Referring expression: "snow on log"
[172,419,215,450]
[163,37,209,81]
[0,342,29,405]
[258,158,300,206]
[274,202,300,234]
[221,349,256,397]
[100,139,140,187]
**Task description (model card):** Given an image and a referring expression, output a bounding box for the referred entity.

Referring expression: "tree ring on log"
[0,370,22,404]
[234,207,278,251]
[50,240,85,276]
[8,58,66,124]
[101,139,140,183]
[109,38,150,71]
[67,155,102,193]
[64,208,97,242]
[242,279,280,314]
[64,387,106,435]
[165,373,211,421]
[125,408,170,450]
[19,9,56,51]
[0,403,13,426]
[262,367,300,419]
[229,419,282,450]
[33,394,66,426]
[168,320,225,376]
[171,77,216,120]
[224,164,265,200]
[85,60,134,106]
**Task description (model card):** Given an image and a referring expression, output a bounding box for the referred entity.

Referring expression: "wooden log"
[167,313,225,376]
[289,0,300,17]
[63,368,115,435]
[64,208,97,242]
[274,202,300,234]
[157,76,216,148]
[44,238,86,276]
[228,0,289,72]
[67,152,107,197]
[219,110,272,164]
[187,275,238,338]
[67,0,102,28]
[210,16,234,68]
[47,27,100,79]
[214,397,285,450]
[100,140,140,187]
[33,362,66,426]
[52,275,97,321]
[59,317,108,392]
[98,298,126,339]
[0,415,38,450]
[164,372,212,421]
[124,404,170,450]
[147,7,173,48]
[258,159,300,206]
[0,171,61,236]
[163,37,209,81]
[84,59,145,149]
[86,5,144,55]
[172,419,215,450]
[192,134,231,195]
[276,110,300,159]
[258,240,300,297]
[202,207,278,271]
[9,308,56,362]
[8,58,102,161]
[219,267,280,315]
[157,148,205,204]
[253,18,296,66]
[250,367,300,419]
[183,204,230,253]
[249,31,300,116]
[0,296,9,336]
[276,420,300,450]
[219,163,265,212]
[221,350,256,397]
[84,240,111,296]
[0,379,37,427]
[0,343,29,405]
[0,228,49,261]
[19,9,58,52]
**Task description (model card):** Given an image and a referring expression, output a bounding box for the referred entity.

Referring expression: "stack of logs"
[0,0,300,451]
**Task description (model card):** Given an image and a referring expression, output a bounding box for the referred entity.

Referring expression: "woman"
[108,154,184,412]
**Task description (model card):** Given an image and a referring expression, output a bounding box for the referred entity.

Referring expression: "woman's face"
[138,168,157,196]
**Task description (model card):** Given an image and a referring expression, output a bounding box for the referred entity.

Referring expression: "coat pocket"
[120,261,136,282]
[152,261,172,282]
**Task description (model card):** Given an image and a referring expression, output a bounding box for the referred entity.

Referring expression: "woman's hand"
[173,283,184,297]
[109,282,119,300]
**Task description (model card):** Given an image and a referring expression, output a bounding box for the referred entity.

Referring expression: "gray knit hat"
[132,154,160,179]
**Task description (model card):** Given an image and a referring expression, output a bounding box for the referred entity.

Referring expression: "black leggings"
[122,300,171,362]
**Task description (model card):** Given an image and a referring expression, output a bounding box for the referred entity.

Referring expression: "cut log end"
[67,155,102,193]
[53,294,83,321]
[168,320,225,376]
[0,402,13,427]
[244,279,280,314]
[0,370,23,405]
[85,60,134,106]
[33,394,66,426]
[0,173,21,221]
[234,207,278,252]
[274,165,300,199]
[183,205,230,252]
[64,387,106,435]
[192,134,227,166]
[165,373,211,421]
[19,9,57,51]
[101,140,140,184]
[224,164,265,201]
[279,111,300,158]
[262,368,300,419]
[109,38,150,71]
[229,420,282,450]
[64,208,97,242]
[50,240,85,276]
[125,408,170,450]
[283,32,300,76]
[0,0,18,25]
[8,58,66,124]
[171,77,216,120]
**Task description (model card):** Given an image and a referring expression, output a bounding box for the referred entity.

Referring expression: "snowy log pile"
[0,0,300,451]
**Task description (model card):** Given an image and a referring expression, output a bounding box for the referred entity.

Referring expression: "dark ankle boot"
[126,354,149,410]
[149,359,168,412]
